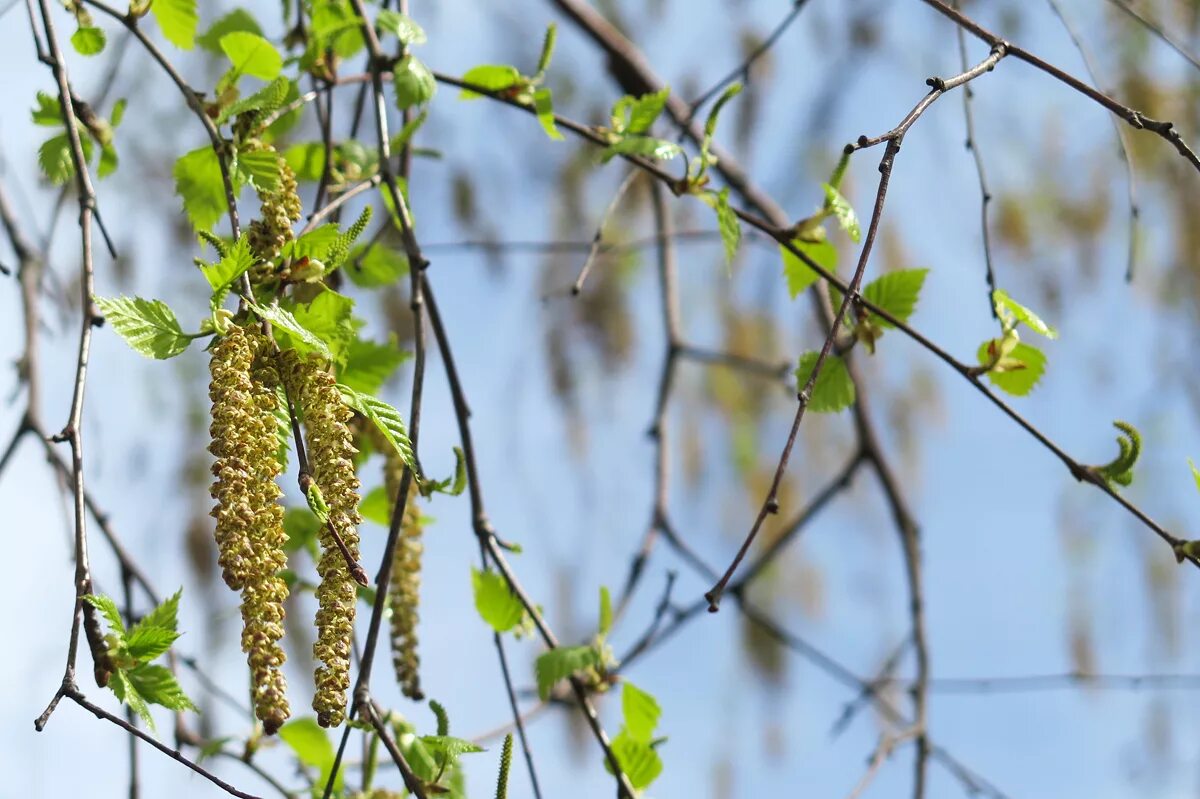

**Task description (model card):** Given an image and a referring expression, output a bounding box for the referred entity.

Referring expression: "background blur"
[4,0,1200,797]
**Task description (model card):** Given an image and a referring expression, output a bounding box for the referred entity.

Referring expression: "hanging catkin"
[208,324,291,732]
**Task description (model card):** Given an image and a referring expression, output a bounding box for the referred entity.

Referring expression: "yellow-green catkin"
[281,350,362,727]
[389,477,424,700]
[239,133,303,281]
[208,324,291,733]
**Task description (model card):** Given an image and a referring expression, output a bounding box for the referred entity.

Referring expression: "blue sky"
[4,1,1200,798]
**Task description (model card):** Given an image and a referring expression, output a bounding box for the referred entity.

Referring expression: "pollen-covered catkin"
[239,135,303,280]
[280,350,362,727]
[208,324,291,733]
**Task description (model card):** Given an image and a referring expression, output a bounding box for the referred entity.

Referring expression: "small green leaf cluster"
[533,586,618,700]
[974,289,1058,396]
[83,590,198,730]
[605,682,666,791]
[32,91,126,183]
[458,24,563,140]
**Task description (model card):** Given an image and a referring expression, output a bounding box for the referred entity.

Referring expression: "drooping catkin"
[239,134,303,282]
[280,349,362,727]
[208,324,291,733]
[389,476,425,700]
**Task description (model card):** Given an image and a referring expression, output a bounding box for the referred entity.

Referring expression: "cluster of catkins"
[376,428,424,701]
[208,329,364,730]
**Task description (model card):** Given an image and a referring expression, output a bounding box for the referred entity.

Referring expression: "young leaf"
[393,54,437,110]
[616,86,670,135]
[607,731,663,790]
[419,736,485,760]
[280,718,342,793]
[249,302,332,359]
[358,486,391,526]
[340,336,408,395]
[196,8,262,53]
[83,593,126,635]
[152,0,198,50]
[389,109,429,152]
[220,31,283,80]
[173,146,229,231]
[1190,458,1200,494]
[283,507,321,556]
[71,26,106,56]
[126,664,196,711]
[821,183,861,242]
[598,586,613,637]
[95,296,193,359]
[376,10,426,45]
[713,188,740,268]
[472,568,526,633]
[110,670,155,729]
[421,447,467,497]
[199,234,254,293]
[32,92,62,126]
[347,244,408,288]
[794,351,855,413]
[459,65,521,98]
[621,682,661,743]
[337,385,416,471]
[535,23,557,78]
[279,291,356,365]
[993,289,1058,339]
[535,645,600,700]
[139,588,183,633]
[861,268,928,329]
[781,238,836,298]
[976,339,1046,396]
[532,88,563,140]
[218,76,291,126]
[124,626,180,663]
[38,134,82,185]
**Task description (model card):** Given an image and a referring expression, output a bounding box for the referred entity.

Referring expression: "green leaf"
[127,663,198,712]
[600,136,682,164]
[459,65,521,98]
[393,54,437,110]
[389,110,428,153]
[123,626,180,664]
[532,87,563,140]
[139,588,182,633]
[250,302,332,359]
[83,593,126,635]
[196,8,262,53]
[703,82,742,146]
[861,268,928,329]
[151,0,198,49]
[220,31,283,80]
[71,26,106,56]
[340,336,408,395]
[992,289,1058,339]
[32,92,62,126]
[38,134,78,185]
[821,184,861,242]
[713,188,740,268]
[535,645,600,700]
[377,10,426,45]
[621,682,660,743]
[976,339,1046,396]
[278,291,356,365]
[359,486,391,526]
[110,99,127,128]
[95,296,192,359]
[338,385,416,471]
[598,586,613,637]
[347,244,408,288]
[110,670,155,730]
[199,234,254,293]
[1190,458,1200,494]
[283,507,321,556]
[419,735,484,760]
[472,568,526,633]
[614,87,669,135]
[781,238,836,298]
[280,718,342,793]
[607,731,663,790]
[173,146,228,231]
[98,144,119,179]
[794,351,855,413]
